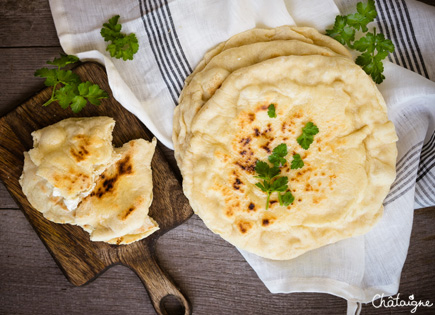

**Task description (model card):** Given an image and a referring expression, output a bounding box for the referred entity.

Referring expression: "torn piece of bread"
[19,117,159,244]
[75,138,159,244]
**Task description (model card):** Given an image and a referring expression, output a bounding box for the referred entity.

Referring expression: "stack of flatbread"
[20,116,159,245]
[173,26,398,260]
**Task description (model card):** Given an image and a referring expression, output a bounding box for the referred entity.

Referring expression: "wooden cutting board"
[0,62,193,315]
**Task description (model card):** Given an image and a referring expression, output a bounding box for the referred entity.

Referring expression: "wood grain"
[0,62,193,315]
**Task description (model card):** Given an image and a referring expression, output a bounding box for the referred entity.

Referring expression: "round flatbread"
[174,39,349,168]
[179,55,397,260]
[174,26,352,170]
[184,26,351,86]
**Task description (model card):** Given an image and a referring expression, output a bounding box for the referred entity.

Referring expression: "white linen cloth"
[48,0,435,313]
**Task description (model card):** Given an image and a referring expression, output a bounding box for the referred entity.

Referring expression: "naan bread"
[20,116,117,223]
[20,152,76,223]
[20,117,159,244]
[75,138,159,245]
[179,55,397,260]
[184,26,351,86]
[174,39,349,168]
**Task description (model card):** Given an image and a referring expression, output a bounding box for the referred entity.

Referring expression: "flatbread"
[75,138,159,245]
[179,55,397,260]
[173,39,350,168]
[20,116,117,223]
[20,152,76,224]
[184,26,351,86]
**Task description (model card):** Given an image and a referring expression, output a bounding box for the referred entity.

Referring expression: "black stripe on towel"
[375,0,429,78]
[400,0,430,78]
[383,141,424,205]
[139,0,179,103]
[417,131,435,182]
[139,0,192,104]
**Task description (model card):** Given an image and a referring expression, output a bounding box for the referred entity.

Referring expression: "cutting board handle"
[119,241,191,315]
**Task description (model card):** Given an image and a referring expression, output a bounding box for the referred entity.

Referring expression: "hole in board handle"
[160,294,186,315]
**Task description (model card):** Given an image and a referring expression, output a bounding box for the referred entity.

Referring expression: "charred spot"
[248,113,256,122]
[70,145,90,162]
[117,155,133,175]
[116,237,123,245]
[270,200,277,205]
[233,178,243,190]
[248,203,255,211]
[254,128,260,137]
[238,221,252,234]
[235,161,256,173]
[121,206,135,220]
[235,162,246,171]
[262,219,270,226]
[281,123,287,132]
[298,198,302,202]
[240,150,247,156]
[239,137,251,146]
[261,143,271,153]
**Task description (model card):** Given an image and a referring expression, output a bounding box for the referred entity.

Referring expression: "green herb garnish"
[34,54,109,113]
[279,191,295,206]
[268,143,288,167]
[101,15,139,61]
[297,122,319,150]
[291,154,304,169]
[255,144,295,210]
[326,0,395,83]
[267,104,277,118]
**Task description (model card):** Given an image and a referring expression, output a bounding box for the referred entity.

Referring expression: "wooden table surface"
[1,1,434,314]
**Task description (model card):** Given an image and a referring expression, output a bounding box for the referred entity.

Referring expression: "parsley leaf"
[271,176,288,192]
[35,68,59,87]
[47,54,80,68]
[268,143,288,167]
[101,15,139,61]
[326,0,394,83]
[267,104,277,118]
[346,0,376,32]
[297,122,319,150]
[254,160,280,181]
[34,54,109,112]
[291,154,304,169]
[326,15,355,47]
[279,191,295,206]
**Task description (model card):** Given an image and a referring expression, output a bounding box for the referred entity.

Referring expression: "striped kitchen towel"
[49,0,435,313]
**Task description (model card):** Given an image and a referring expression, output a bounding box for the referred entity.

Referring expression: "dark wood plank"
[0,47,64,117]
[0,0,60,47]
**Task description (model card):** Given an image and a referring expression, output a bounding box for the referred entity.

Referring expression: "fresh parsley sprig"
[297,122,319,150]
[326,0,395,83]
[101,15,139,61]
[34,54,109,113]
[255,144,294,210]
